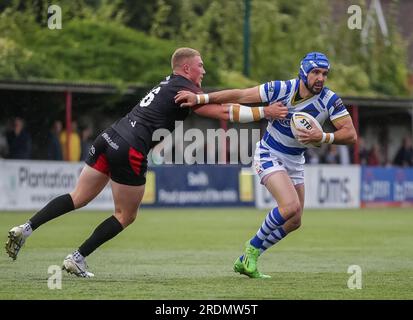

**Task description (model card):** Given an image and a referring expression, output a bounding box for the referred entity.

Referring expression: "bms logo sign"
[317,170,351,204]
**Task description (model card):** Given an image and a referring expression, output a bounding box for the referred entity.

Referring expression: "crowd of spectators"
[0,117,94,162]
[357,136,413,167]
[1,117,412,167]
[1,117,32,160]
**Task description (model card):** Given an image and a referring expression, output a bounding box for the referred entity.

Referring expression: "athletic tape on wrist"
[327,133,335,144]
[196,94,209,105]
[258,106,265,119]
[321,132,335,144]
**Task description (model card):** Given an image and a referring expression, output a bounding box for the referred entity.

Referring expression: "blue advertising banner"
[142,165,255,207]
[361,167,413,207]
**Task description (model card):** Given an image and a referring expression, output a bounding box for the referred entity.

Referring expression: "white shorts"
[254,141,305,186]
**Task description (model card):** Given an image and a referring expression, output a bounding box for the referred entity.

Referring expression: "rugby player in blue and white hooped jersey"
[176,52,357,278]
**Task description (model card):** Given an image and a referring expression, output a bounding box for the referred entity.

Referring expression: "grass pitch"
[0,208,412,300]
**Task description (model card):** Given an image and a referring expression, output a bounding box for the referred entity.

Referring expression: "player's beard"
[306,81,323,95]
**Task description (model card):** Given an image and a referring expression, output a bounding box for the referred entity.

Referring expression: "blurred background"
[0,0,412,208]
[1,0,413,301]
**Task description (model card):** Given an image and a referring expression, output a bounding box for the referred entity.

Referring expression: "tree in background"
[328,0,408,96]
[0,0,409,96]
[361,0,408,96]
[147,0,409,95]
[0,0,221,86]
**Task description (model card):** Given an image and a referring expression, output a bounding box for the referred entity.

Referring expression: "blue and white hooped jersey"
[259,78,349,158]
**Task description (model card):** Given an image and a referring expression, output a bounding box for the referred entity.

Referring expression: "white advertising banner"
[0,160,114,210]
[0,160,361,210]
[254,165,361,209]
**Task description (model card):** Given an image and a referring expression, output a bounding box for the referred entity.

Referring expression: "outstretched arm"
[175,86,262,108]
[192,104,231,121]
[192,102,288,122]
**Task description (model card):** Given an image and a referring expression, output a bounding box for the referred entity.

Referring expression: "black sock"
[29,194,75,230]
[78,215,123,257]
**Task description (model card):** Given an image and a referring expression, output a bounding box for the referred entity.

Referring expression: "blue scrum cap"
[299,52,330,85]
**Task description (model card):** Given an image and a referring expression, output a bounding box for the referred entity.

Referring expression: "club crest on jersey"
[278,118,291,128]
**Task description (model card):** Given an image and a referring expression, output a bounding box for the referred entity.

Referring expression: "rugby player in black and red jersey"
[5,48,287,277]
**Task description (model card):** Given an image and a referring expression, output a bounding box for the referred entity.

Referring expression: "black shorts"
[85,127,147,186]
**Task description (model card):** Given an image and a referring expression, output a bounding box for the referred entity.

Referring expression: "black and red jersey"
[112,74,202,154]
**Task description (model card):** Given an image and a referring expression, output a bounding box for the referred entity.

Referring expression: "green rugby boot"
[233,257,271,279]
[242,241,260,274]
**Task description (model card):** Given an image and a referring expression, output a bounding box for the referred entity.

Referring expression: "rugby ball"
[290,112,322,148]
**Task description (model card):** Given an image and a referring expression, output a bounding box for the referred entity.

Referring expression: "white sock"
[21,222,33,237]
[72,250,84,262]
